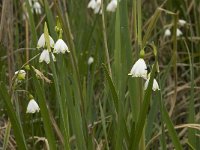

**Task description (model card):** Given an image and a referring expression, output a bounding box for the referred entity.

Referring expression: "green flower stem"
[101,0,112,77]
[137,0,142,50]
[137,0,145,149]
[139,78,145,150]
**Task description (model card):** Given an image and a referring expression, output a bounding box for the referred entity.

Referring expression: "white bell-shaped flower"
[37,33,54,48]
[94,6,102,14]
[15,70,26,80]
[106,0,117,12]
[94,0,102,14]
[88,0,96,9]
[33,1,42,15]
[144,78,160,91]
[88,56,94,65]
[39,49,56,64]
[128,58,147,79]
[176,28,183,37]
[54,39,70,54]
[164,29,171,37]
[88,0,102,14]
[178,19,186,26]
[26,99,40,113]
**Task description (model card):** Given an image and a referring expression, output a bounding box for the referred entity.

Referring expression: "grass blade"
[31,69,57,150]
[159,90,183,150]
[0,83,27,150]
[3,121,11,150]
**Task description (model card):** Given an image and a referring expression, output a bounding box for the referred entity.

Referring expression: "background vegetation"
[0,0,200,149]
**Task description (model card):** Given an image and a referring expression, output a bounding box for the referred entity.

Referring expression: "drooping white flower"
[88,0,102,14]
[144,78,160,91]
[15,70,26,80]
[128,58,147,79]
[37,33,54,48]
[33,1,42,15]
[178,19,186,26]
[164,29,171,37]
[176,28,183,37]
[26,99,40,113]
[106,0,117,12]
[95,0,102,14]
[88,56,94,65]
[54,39,70,54]
[88,0,96,9]
[94,6,102,14]
[39,49,56,64]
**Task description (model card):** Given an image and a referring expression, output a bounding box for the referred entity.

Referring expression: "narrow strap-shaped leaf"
[99,101,110,150]
[159,90,183,150]
[102,64,119,112]
[3,121,11,150]
[0,83,27,150]
[31,69,57,150]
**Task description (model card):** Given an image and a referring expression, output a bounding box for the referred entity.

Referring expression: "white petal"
[164,29,171,37]
[178,19,186,26]
[44,52,50,64]
[88,0,96,9]
[39,49,50,64]
[26,99,40,113]
[88,56,94,65]
[144,78,160,91]
[15,70,26,75]
[176,28,183,37]
[128,58,147,79]
[96,0,101,5]
[49,36,55,48]
[37,33,45,48]
[92,0,102,14]
[152,79,160,91]
[94,5,101,14]
[106,0,117,12]
[37,33,54,48]
[33,2,42,15]
[54,39,69,54]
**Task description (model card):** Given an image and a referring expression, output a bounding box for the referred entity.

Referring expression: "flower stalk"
[101,0,112,77]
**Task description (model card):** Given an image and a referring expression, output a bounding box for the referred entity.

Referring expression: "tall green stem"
[101,0,112,77]
[137,0,142,49]
[137,0,145,149]
[139,78,145,150]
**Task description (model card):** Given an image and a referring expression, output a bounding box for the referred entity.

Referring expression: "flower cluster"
[22,0,42,19]
[128,58,160,91]
[37,33,56,64]
[37,24,70,64]
[87,0,118,14]
[164,19,186,38]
